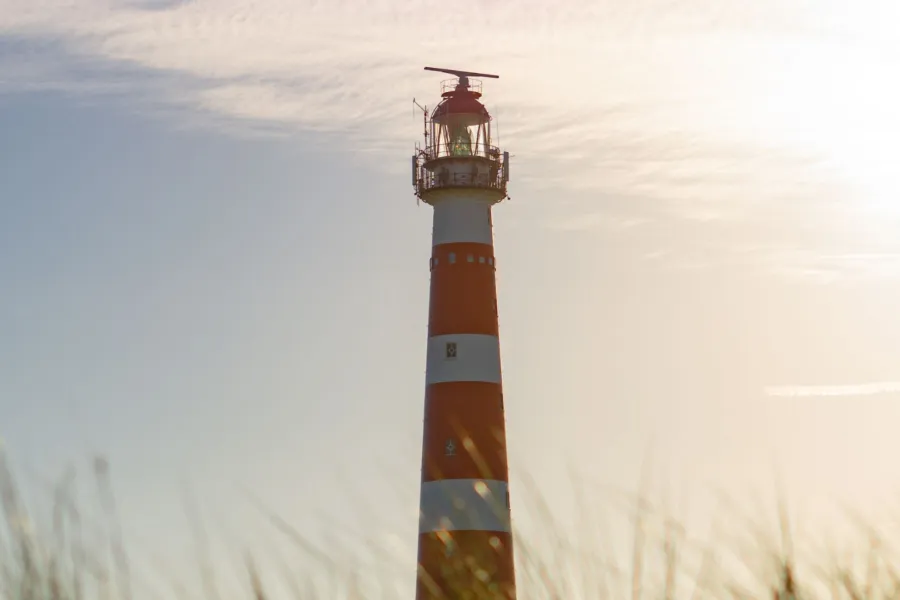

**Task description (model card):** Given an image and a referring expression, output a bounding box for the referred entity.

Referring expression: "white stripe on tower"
[432,199,494,246]
[425,334,502,385]
[419,479,511,533]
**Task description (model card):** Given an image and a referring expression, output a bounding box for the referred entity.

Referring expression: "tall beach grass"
[0,449,897,599]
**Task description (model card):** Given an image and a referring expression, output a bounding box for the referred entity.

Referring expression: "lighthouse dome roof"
[431,89,490,124]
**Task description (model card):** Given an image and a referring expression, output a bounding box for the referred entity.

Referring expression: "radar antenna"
[423,66,499,89]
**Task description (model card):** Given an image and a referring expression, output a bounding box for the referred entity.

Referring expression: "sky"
[3,0,900,597]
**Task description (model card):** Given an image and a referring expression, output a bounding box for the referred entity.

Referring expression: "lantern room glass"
[448,118,473,156]
[433,113,491,158]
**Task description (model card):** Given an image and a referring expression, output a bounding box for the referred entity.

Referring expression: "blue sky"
[3,0,900,597]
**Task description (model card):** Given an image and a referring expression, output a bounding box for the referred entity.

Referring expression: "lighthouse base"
[416,530,516,599]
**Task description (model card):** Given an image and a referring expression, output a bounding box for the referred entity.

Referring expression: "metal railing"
[413,140,508,198]
[422,142,501,161]
[416,168,507,195]
[440,78,483,96]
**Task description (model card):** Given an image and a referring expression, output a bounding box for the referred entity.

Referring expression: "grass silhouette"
[0,448,897,599]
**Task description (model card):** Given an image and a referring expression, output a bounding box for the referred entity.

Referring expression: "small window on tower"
[445,342,457,359]
[479,256,485,264]
[448,252,456,264]
[467,254,475,263]
[445,439,456,457]
[488,257,494,266]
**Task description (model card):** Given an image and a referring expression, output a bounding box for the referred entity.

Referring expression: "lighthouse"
[412,67,516,599]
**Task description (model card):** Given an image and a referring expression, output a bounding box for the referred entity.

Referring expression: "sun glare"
[681,33,900,222]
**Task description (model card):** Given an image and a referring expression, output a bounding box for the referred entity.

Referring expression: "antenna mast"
[413,98,428,145]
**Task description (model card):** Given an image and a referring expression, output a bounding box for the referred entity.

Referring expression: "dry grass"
[1,449,898,600]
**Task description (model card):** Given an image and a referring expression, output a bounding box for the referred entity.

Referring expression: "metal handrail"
[422,142,502,161]
[440,78,483,96]
[416,169,507,194]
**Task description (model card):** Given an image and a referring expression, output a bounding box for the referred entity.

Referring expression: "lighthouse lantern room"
[414,68,509,202]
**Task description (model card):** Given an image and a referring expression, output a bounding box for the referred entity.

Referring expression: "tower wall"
[416,190,516,599]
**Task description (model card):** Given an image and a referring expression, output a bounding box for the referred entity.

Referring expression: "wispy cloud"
[0,0,867,141]
[765,382,900,398]
[3,0,900,276]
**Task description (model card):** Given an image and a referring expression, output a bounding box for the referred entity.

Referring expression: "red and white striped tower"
[412,67,515,599]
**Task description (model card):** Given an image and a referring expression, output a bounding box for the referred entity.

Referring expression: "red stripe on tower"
[413,68,515,599]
